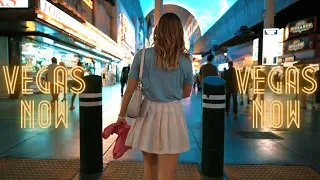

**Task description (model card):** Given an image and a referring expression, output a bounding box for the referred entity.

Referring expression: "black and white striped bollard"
[200,76,226,178]
[79,75,103,174]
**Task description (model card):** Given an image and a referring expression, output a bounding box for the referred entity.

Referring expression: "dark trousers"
[120,78,128,95]
[253,94,264,101]
[226,92,238,114]
[197,82,201,91]
[50,84,59,104]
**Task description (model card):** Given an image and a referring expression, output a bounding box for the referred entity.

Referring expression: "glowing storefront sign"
[0,0,28,8]
[119,13,136,52]
[288,39,305,52]
[290,20,313,33]
[285,16,317,40]
[37,0,127,60]
[283,35,315,54]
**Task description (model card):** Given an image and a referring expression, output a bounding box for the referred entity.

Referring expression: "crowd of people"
[46,57,85,110]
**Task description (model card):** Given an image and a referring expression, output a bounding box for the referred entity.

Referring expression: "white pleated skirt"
[125,98,190,154]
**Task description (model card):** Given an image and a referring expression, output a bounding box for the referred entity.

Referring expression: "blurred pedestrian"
[47,57,59,107]
[70,61,85,110]
[223,61,239,119]
[59,62,67,102]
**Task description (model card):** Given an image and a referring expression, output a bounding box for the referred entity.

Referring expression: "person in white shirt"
[47,57,59,106]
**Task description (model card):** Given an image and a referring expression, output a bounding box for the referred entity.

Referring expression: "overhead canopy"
[139,0,238,35]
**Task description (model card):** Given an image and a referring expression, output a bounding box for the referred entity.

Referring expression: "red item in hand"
[102,122,132,159]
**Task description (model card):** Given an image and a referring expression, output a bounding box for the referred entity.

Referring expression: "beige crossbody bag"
[126,48,145,118]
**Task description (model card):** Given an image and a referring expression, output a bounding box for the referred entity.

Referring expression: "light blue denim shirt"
[129,47,193,102]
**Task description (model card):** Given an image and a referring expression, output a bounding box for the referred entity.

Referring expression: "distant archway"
[145,4,201,52]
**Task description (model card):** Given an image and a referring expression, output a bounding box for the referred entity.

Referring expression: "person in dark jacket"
[314,70,320,108]
[198,54,218,83]
[120,66,130,96]
[223,61,239,118]
[252,68,266,101]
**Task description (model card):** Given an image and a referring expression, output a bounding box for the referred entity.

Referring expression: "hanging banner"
[262,28,283,65]
[283,34,315,54]
[285,16,317,40]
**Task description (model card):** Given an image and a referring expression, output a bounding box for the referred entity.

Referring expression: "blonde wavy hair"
[154,13,188,71]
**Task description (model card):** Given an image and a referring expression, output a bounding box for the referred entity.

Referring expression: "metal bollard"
[79,75,103,174]
[200,76,226,178]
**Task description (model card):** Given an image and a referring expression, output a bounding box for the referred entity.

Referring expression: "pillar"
[154,0,163,27]
[264,0,275,29]
[258,0,275,65]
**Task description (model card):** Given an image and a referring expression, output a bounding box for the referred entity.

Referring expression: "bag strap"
[137,48,145,89]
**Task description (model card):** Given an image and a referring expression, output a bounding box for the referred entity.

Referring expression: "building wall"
[93,0,112,37]
[119,0,143,24]
[117,0,137,53]
[193,0,299,54]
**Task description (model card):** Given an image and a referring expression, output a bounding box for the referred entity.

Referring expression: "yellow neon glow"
[285,66,298,94]
[267,68,282,94]
[83,0,93,9]
[253,66,265,95]
[55,101,68,128]
[38,101,51,128]
[253,100,264,128]
[302,66,317,94]
[287,100,300,128]
[21,100,35,129]
[21,66,33,95]
[3,66,19,94]
[53,66,68,94]
[36,66,50,94]
[70,66,85,94]
[235,66,251,94]
[269,101,283,128]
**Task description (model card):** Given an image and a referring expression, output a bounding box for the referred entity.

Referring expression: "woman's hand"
[117,115,127,124]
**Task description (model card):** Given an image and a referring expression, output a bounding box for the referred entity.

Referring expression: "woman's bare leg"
[157,154,179,180]
[142,151,158,180]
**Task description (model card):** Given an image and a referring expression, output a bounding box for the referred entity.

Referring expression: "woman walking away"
[59,62,68,102]
[70,61,85,110]
[117,13,193,180]
[120,65,130,96]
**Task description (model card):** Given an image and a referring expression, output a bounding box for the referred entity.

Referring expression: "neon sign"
[290,20,313,34]
[2,65,86,129]
[235,66,317,129]
[288,39,305,52]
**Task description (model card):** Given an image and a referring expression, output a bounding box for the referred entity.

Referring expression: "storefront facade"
[227,41,257,69]
[279,16,319,71]
[0,0,134,98]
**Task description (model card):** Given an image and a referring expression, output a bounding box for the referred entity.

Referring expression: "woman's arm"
[182,84,192,98]
[118,77,138,122]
